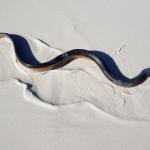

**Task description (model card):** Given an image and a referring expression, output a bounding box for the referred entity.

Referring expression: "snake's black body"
[0,33,150,87]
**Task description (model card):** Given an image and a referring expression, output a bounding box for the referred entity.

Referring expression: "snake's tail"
[0,34,7,39]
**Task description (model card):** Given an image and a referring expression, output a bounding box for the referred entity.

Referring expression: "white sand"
[0,0,150,149]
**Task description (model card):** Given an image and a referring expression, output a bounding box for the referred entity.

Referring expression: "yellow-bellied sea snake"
[0,33,150,87]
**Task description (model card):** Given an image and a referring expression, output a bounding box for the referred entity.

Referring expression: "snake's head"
[143,68,150,77]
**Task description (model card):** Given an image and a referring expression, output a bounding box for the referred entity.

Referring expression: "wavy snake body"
[0,33,150,87]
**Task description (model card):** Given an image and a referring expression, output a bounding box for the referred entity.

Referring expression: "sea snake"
[0,33,149,87]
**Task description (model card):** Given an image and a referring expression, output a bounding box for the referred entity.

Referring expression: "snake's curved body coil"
[0,33,150,87]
